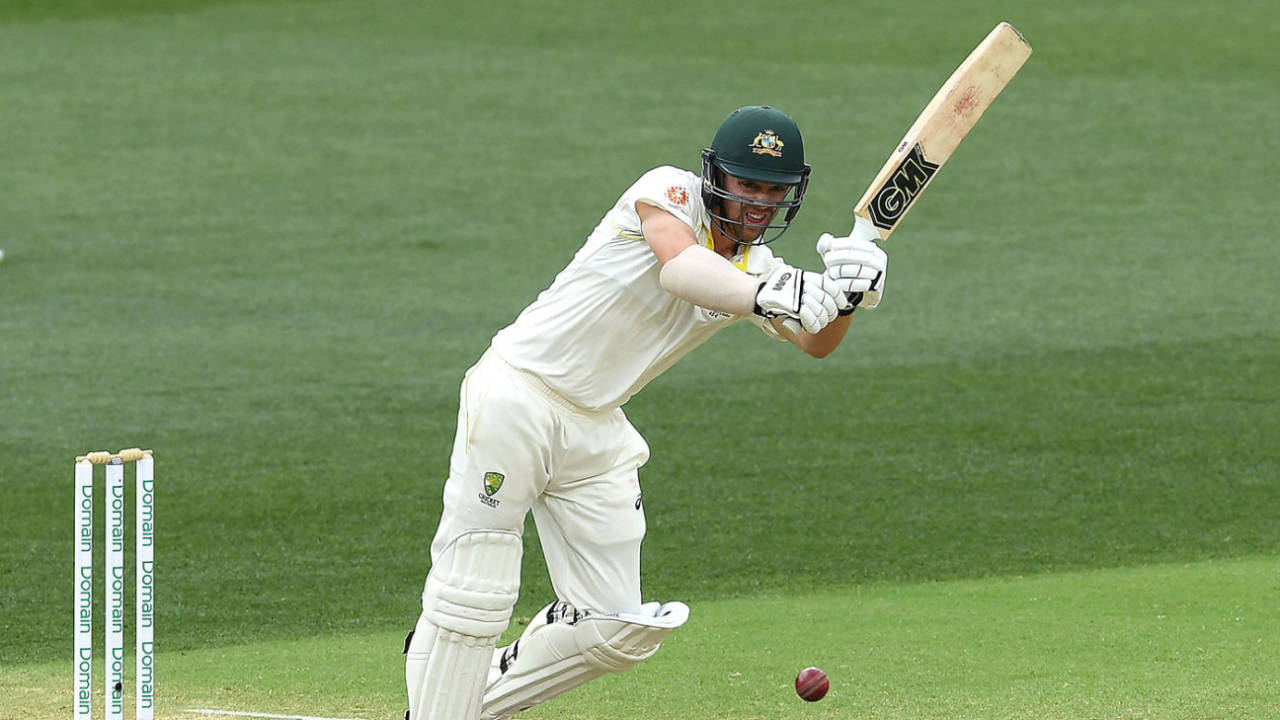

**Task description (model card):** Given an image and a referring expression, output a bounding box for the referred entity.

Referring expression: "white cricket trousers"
[429,349,651,614]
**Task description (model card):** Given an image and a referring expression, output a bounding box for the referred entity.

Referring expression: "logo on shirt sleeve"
[666,186,689,207]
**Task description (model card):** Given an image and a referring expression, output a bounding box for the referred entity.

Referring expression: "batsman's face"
[721,175,790,241]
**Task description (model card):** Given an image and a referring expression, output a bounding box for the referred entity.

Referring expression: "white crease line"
[187,709,369,720]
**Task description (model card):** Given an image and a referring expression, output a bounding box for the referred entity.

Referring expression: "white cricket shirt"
[491,166,786,412]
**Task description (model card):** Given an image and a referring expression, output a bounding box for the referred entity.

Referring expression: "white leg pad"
[406,530,522,720]
[481,600,689,719]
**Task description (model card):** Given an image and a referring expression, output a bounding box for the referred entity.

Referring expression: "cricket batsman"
[405,105,888,719]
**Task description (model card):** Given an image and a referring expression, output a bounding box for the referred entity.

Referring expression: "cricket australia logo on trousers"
[479,472,504,508]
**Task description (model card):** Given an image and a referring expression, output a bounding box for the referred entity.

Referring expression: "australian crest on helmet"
[749,130,785,157]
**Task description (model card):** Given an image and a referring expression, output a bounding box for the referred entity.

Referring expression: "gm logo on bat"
[867,143,941,231]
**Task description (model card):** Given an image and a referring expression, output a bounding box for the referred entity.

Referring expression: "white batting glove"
[816,215,888,310]
[754,264,842,334]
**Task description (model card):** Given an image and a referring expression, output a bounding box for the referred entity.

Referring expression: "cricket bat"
[782,23,1030,335]
[853,22,1032,240]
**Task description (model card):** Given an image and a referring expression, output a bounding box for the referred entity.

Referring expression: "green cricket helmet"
[701,105,811,246]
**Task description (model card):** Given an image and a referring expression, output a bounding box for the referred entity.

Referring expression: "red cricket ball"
[795,666,829,702]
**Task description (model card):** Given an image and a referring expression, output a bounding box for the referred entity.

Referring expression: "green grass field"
[2,0,1277,718]
[5,558,1275,720]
